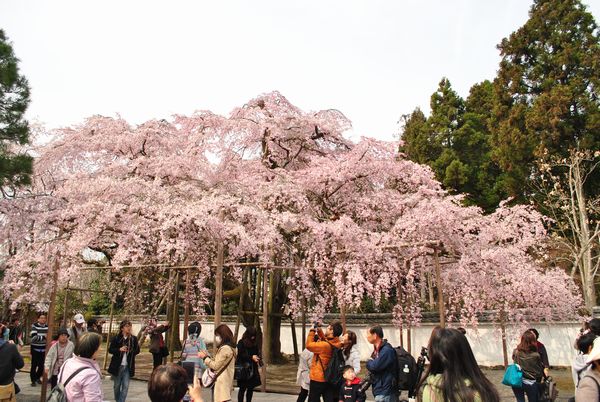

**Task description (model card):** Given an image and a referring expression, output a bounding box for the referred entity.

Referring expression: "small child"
[339,365,366,402]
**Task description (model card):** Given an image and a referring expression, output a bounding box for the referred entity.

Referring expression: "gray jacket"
[44,341,75,376]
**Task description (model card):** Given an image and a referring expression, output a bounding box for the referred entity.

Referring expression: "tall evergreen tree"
[0,29,32,192]
[399,108,437,165]
[401,79,504,211]
[492,0,600,199]
[457,80,505,210]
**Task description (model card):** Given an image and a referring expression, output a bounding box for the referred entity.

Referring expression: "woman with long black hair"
[420,327,500,402]
[235,327,261,402]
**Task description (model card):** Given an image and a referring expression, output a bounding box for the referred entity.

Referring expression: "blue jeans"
[512,382,539,402]
[374,394,399,402]
[113,365,130,402]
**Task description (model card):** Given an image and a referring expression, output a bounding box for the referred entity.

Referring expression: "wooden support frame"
[37,236,454,396]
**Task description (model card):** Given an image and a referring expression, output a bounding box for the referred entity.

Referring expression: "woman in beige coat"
[198,324,236,402]
[576,337,600,401]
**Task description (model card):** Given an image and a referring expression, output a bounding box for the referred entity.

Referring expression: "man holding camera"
[108,320,140,402]
[366,325,398,402]
[306,321,343,402]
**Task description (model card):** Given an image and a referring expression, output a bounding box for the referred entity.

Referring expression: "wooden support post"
[214,241,224,354]
[40,257,60,402]
[500,312,509,367]
[407,326,412,354]
[397,276,404,348]
[253,267,262,330]
[183,270,191,340]
[290,317,299,363]
[433,248,445,328]
[340,302,347,333]
[234,268,247,341]
[169,271,180,363]
[261,267,269,392]
[103,270,115,372]
[62,281,70,327]
[301,300,306,350]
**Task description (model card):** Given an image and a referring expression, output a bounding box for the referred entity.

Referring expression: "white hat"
[587,337,600,363]
[73,313,85,324]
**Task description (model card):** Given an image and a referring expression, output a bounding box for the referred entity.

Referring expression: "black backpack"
[394,346,418,392]
[320,342,345,387]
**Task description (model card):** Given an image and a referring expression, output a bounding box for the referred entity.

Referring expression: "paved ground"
[14,345,577,401]
[14,368,576,402]
[14,371,296,402]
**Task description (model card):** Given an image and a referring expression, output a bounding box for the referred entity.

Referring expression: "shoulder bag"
[201,347,235,388]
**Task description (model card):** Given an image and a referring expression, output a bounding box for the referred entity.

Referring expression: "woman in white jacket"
[295,348,313,402]
[341,330,360,375]
[573,331,596,386]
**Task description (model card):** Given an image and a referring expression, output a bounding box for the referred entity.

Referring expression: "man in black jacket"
[108,320,140,402]
[0,337,24,400]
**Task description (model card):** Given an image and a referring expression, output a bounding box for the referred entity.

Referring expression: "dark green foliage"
[400,79,504,212]
[401,0,600,211]
[492,0,600,200]
[0,29,32,190]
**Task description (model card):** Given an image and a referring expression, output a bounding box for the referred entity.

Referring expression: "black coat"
[0,340,24,385]
[236,339,261,388]
[108,334,140,377]
[339,379,366,402]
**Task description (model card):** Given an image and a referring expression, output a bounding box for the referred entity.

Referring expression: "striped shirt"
[30,323,48,350]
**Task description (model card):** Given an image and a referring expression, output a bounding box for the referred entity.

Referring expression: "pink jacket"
[59,356,104,402]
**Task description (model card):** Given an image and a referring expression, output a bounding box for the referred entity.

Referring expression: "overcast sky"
[1,0,600,141]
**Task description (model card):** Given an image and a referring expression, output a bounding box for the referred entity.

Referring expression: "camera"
[358,371,373,394]
[420,347,428,359]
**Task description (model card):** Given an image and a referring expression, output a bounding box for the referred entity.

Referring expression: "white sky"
[1,0,600,141]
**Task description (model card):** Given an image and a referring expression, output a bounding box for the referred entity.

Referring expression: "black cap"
[57,328,69,337]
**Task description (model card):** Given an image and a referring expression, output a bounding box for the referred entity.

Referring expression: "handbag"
[540,376,558,402]
[234,361,253,381]
[502,363,523,388]
[201,348,235,388]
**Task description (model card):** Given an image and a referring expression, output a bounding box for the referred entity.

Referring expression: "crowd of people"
[3,313,600,401]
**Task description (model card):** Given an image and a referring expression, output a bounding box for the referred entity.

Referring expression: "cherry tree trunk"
[267,268,286,363]
[166,275,182,354]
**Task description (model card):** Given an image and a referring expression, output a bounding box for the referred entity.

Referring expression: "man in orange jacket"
[306,321,344,402]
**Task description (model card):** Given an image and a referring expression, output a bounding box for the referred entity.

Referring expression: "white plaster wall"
[101,318,582,366]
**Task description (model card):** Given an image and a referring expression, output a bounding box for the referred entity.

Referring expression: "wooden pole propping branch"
[62,280,70,327]
[397,279,404,349]
[433,248,445,328]
[169,271,180,363]
[40,257,60,402]
[103,270,115,372]
[301,298,307,350]
[500,311,509,368]
[183,270,191,340]
[234,268,248,341]
[261,267,269,393]
[214,239,225,355]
